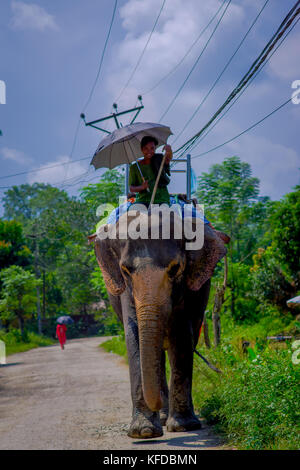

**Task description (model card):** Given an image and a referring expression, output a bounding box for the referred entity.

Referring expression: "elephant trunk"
[137,306,165,412]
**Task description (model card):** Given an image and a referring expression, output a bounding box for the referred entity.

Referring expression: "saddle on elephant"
[88,194,230,246]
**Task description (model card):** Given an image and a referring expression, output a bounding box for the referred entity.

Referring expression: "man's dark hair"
[140,135,158,149]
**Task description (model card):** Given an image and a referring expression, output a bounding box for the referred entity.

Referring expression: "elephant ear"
[94,226,126,296]
[185,224,227,291]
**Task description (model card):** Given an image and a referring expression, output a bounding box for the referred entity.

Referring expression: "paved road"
[0,337,225,450]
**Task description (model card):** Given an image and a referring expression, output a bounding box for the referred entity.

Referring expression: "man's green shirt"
[129,159,170,204]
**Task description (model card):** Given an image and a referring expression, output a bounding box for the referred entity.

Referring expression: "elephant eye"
[168,263,180,278]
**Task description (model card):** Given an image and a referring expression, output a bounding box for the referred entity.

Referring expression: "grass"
[0,329,55,356]
[100,314,300,450]
[100,332,128,361]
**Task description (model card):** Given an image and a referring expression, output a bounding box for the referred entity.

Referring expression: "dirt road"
[0,337,224,450]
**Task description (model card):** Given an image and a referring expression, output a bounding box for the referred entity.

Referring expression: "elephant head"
[94,211,226,411]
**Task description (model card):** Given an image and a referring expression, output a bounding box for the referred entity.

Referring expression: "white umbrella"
[90,122,173,181]
[287,295,300,309]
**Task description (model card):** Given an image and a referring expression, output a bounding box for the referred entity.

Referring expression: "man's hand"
[140,180,149,191]
[163,144,173,164]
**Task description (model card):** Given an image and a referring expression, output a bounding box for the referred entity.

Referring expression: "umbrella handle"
[141,177,150,193]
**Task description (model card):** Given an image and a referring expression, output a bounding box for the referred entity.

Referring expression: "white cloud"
[10,1,58,32]
[108,0,244,106]
[1,147,32,164]
[27,156,88,185]
[267,32,300,80]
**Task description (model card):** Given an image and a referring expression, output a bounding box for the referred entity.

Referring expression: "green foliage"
[0,219,32,268]
[100,332,127,360]
[0,328,54,355]
[197,348,299,450]
[251,247,295,311]
[0,265,40,335]
[81,169,125,226]
[99,308,123,335]
[268,185,300,280]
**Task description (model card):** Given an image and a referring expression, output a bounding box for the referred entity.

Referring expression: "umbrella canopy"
[287,295,300,309]
[56,315,74,325]
[91,122,173,170]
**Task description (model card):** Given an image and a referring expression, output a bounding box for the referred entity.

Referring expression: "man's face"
[141,141,156,159]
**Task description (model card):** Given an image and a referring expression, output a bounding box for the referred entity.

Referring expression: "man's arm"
[163,144,173,164]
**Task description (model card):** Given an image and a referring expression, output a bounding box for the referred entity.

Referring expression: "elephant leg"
[120,290,163,439]
[166,313,201,432]
[159,350,169,426]
[188,279,211,349]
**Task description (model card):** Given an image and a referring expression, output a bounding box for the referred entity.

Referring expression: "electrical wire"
[142,0,227,96]
[190,97,292,160]
[114,0,167,103]
[189,14,300,154]
[172,1,300,159]
[172,0,270,146]
[0,156,91,181]
[61,0,118,187]
[158,0,232,123]
[82,0,118,113]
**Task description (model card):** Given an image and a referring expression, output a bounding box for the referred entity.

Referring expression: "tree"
[0,219,32,269]
[80,169,125,225]
[196,156,267,319]
[0,266,40,336]
[268,185,300,284]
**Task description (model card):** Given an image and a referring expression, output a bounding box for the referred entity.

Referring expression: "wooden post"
[203,311,211,349]
[212,255,227,347]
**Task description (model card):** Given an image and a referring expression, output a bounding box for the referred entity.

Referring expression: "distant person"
[56,323,67,350]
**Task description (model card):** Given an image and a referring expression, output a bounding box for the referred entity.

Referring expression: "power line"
[189,14,300,154]
[0,156,91,181]
[173,1,300,159]
[62,0,118,188]
[190,97,292,159]
[114,0,167,103]
[172,0,270,146]
[82,0,118,113]
[158,0,232,123]
[142,0,227,96]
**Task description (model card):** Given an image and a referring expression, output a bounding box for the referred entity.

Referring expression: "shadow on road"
[133,429,222,449]
[0,362,24,367]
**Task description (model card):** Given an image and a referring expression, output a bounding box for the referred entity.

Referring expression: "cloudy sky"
[0,0,299,203]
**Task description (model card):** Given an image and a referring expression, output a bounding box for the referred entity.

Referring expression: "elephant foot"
[128,412,163,439]
[166,413,202,432]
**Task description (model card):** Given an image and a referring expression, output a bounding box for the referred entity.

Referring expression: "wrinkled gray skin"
[94,211,226,438]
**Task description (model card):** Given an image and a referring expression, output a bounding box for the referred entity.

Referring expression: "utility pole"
[80,96,144,195]
[27,230,46,335]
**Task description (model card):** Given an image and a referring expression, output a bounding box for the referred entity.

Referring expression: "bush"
[194,347,300,449]
[0,328,54,355]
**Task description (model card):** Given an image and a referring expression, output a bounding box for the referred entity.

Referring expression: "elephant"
[93,208,227,439]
